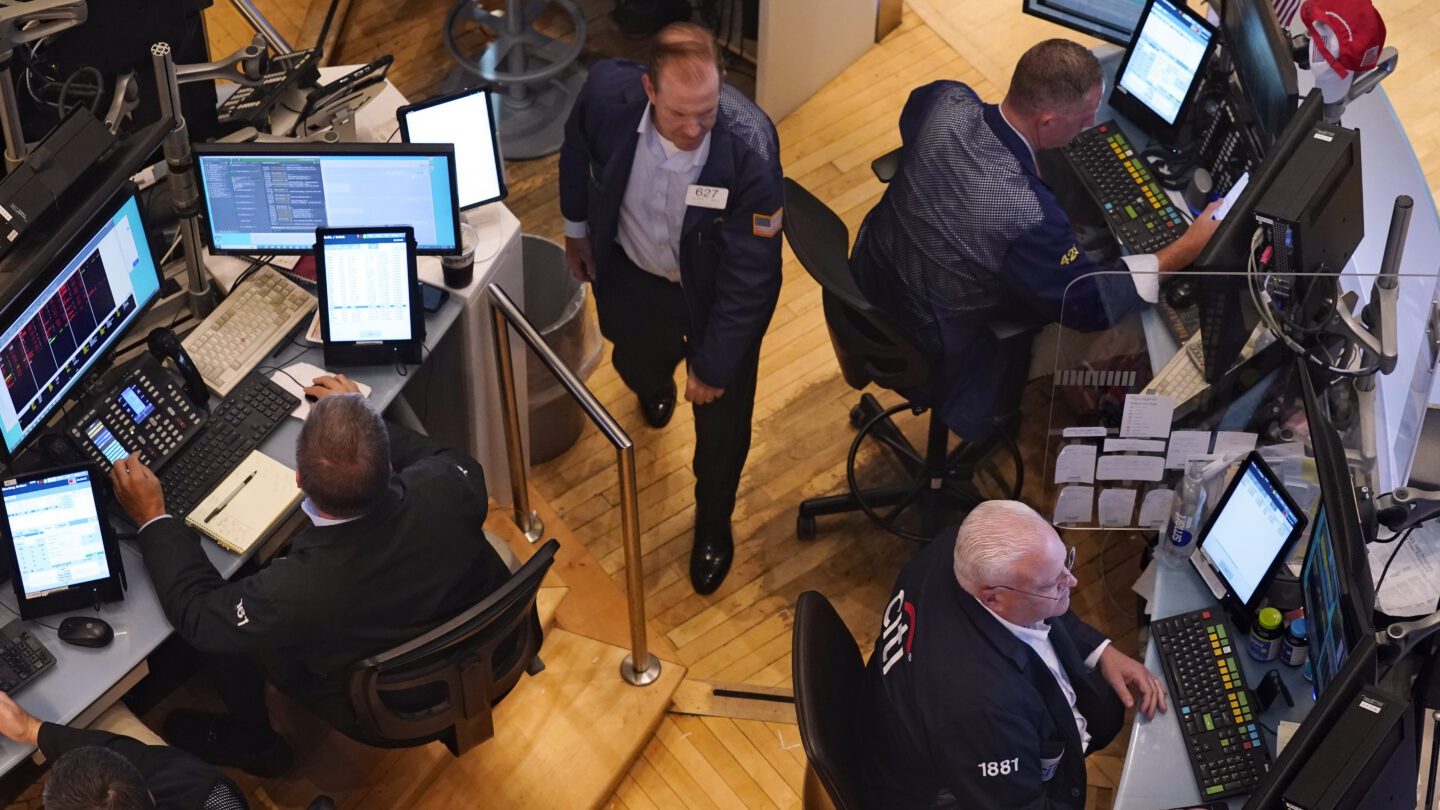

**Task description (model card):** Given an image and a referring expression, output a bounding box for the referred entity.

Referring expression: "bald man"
[859,501,1166,809]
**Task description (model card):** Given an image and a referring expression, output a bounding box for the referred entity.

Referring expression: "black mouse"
[304,393,318,403]
[58,616,114,648]
[1164,279,1196,310]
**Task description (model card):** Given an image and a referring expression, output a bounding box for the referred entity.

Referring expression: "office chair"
[345,539,558,756]
[792,591,866,810]
[782,177,1025,543]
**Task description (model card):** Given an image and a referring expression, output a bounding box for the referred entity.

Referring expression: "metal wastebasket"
[522,234,603,463]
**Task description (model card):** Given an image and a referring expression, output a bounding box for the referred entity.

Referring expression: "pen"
[204,470,256,523]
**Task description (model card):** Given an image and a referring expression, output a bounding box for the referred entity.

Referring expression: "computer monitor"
[1195,451,1307,616]
[1021,0,1146,46]
[397,87,508,211]
[0,191,162,465]
[1109,0,1218,142]
[1221,0,1300,151]
[193,142,463,256]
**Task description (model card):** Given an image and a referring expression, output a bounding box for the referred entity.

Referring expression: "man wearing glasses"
[858,500,1166,809]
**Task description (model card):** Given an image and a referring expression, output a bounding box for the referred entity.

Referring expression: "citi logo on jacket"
[880,590,917,675]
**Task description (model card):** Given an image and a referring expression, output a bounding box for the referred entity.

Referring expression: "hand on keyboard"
[109,451,167,528]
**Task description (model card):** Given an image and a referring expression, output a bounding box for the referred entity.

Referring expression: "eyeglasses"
[993,545,1077,602]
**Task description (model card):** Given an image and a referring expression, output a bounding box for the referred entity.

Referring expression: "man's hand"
[1098,645,1168,719]
[684,372,724,405]
[304,373,362,401]
[109,452,166,528]
[565,235,596,282]
[1156,199,1224,274]
[0,692,40,747]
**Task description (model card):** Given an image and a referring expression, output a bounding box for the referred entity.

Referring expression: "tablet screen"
[399,87,506,210]
[321,230,414,343]
[1,469,111,599]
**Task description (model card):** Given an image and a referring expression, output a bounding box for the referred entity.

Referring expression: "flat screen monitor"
[0,192,161,463]
[1222,0,1300,151]
[1021,0,1146,46]
[1196,451,1307,613]
[397,87,508,211]
[1303,504,1353,695]
[1110,0,1217,140]
[315,226,424,366]
[193,142,462,256]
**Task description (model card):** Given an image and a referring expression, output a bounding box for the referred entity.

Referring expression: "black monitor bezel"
[0,186,161,466]
[314,225,425,366]
[192,141,463,256]
[1021,0,1140,46]
[396,86,509,212]
[1109,0,1219,143]
[0,463,126,619]
[1220,0,1301,152]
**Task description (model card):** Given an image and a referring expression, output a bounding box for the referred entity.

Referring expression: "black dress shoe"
[690,525,734,595]
[640,383,677,429]
[164,710,295,777]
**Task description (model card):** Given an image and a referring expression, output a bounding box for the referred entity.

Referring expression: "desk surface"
[1114,562,1314,810]
[0,295,463,774]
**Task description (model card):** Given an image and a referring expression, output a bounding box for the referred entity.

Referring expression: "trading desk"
[0,295,463,776]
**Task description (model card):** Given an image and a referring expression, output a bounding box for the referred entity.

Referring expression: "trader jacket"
[136,423,510,725]
[858,533,1124,809]
[558,59,784,390]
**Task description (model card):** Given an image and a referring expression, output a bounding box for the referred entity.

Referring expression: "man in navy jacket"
[559,23,783,594]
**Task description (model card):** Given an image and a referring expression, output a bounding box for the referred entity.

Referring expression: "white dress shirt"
[564,103,711,284]
[979,598,1111,753]
[996,105,1162,304]
[301,498,361,527]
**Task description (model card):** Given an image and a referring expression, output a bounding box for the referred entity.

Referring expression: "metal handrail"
[487,283,660,687]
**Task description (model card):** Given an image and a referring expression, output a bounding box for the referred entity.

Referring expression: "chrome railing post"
[487,284,659,686]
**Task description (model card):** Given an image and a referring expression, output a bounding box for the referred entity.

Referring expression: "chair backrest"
[346,538,559,756]
[792,591,868,810]
[781,177,931,393]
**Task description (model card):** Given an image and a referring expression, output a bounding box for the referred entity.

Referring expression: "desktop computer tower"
[1252,122,1363,279]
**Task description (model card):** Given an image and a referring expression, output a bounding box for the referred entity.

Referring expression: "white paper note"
[1368,522,1440,617]
[1120,394,1175,438]
[1053,485,1094,525]
[1096,454,1166,482]
[1165,430,1212,469]
[1054,444,1097,485]
[1098,488,1137,527]
[1213,431,1258,460]
[1062,426,1108,438]
[1138,489,1176,529]
[271,362,374,421]
[1104,438,1166,453]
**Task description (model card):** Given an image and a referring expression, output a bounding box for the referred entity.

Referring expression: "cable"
[1375,526,1417,597]
[0,601,60,632]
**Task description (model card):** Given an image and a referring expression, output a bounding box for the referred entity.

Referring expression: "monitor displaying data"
[320,230,415,343]
[399,87,508,211]
[1115,0,1215,125]
[1023,0,1146,46]
[1303,506,1349,695]
[1,469,111,599]
[194,143,461,255]
[1201,458,1304,605]
[0,193,161,458]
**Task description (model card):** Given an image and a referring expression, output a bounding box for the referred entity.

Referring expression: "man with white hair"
[858,500,1166,808]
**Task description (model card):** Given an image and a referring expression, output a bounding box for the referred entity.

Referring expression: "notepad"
[184,450,302,554]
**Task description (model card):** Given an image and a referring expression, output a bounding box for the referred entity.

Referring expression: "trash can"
[522,235,604,464]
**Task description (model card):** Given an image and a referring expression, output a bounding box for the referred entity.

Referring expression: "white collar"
[638,102,710,168]
[996,103,1038,168]
[977,596,1052,642]
[301,497,362,527]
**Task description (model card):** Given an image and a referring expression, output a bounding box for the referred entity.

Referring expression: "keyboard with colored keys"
[1152,607,1271,799]
[1063,120,1188,254]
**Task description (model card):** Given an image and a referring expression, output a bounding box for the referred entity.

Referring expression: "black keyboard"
[0,619,55,692]
[1063,121,1188,254]
[157,373,299,518]
[1153,608,1270,799]
[1157,294,1201,345]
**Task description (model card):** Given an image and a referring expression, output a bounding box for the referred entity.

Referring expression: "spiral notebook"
[184,450,302,554]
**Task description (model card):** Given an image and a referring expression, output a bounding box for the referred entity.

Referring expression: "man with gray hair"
[111,375,510,776]
[858,500,1165,808]
[851,39,1224,442]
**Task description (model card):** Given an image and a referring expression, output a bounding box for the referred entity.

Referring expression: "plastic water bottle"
[1161,460,1206,567]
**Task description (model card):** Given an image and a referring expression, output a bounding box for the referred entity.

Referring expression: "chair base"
[797,393,1021,543]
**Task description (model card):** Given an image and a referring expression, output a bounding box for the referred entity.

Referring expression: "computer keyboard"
[1153,608,1270,799]
[1063,121,1188,254]
[157,373,300,518]
[1145,331,1209,405]
[0,619,55,692]
[183,266,315,398]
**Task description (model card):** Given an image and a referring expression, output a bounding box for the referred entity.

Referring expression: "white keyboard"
[1146,331,1209,404]
[183,267,316,397]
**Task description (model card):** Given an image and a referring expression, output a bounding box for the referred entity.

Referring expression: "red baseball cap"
[1301,0,1386,79]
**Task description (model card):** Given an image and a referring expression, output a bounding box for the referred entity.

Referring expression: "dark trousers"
[208,652,361,742]
[592,247,761,533]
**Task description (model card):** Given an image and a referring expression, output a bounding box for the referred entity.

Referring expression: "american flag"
[1273,0,1302,27]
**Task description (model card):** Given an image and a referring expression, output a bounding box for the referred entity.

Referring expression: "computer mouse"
[1164,279,1196,310]
[58,617,114,648]
[304,393,318,403]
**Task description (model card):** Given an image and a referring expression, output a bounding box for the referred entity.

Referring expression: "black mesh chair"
[345,539,558,756]
[782,177,1026,543]
[792,591,866,810]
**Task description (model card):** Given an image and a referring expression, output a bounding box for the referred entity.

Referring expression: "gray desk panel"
[1113,562,1314,810]
[0,295,463,775]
